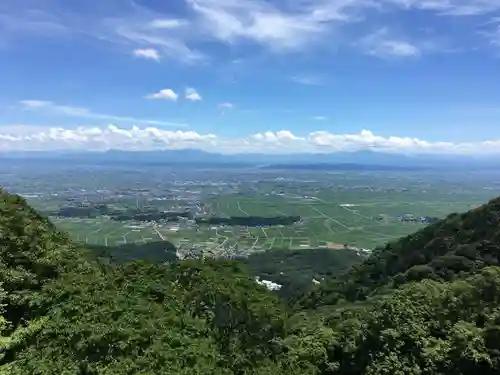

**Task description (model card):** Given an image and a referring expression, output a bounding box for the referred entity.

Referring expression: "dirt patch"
[327,242,361,251]
[327,242,347,250]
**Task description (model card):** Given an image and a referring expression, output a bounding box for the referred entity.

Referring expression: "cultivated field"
[189,192,480,251]
[52,189,488,252]
[51,217,164,246]
[13,167,497,255]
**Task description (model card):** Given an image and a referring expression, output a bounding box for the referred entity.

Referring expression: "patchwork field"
[52,218,164,246]
[52,189,487,252]
[12,166,495,257]
[190,193,479,251]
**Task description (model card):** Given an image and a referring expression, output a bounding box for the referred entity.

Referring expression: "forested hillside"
[300,196,500,309]
[3,187,500,374]
[239,248,363,301]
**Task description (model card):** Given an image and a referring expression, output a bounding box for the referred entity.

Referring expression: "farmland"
[21,165,496,259]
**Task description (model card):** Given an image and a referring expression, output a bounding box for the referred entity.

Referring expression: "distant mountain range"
[1,149,499,170]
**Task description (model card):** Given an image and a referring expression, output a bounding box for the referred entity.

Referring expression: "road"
[311,207,351,230]
[153,224,167,241]
[237,201,249,216]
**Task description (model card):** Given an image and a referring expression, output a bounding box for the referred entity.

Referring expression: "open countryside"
[9,165,494,260]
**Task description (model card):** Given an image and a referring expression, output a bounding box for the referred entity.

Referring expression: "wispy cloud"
[2,125,500,155]
[358,28,421,58]
[149,19,189,29]
[385,0,500,16]
[133,48,160,61]
[218,102,234,115]
[184,0,356,51]
[290,74,327,86]
[145,89,179,101]
[0,0,390,62]
[0,7,68,39]
[313,116,326,121]
[185,87,202,101]
[483,18,500,48]
[2,0,500,63]
[109,17,207,65]
[19,100,186,127]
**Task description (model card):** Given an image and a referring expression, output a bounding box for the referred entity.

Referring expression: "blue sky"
[1,0,500,154]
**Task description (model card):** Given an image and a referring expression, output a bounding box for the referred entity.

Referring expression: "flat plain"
[6,165,495,256]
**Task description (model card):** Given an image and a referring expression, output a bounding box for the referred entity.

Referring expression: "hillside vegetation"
[300,196,500,309]
[2,187,500,374]
[238,248,363,301]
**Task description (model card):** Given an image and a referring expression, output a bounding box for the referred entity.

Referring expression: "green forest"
[3,187,500,374]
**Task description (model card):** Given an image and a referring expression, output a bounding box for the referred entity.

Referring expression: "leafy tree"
[4,187,500,375]
[299,196,500,309]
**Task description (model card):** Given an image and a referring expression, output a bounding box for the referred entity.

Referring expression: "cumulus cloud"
[133,48,161,61]
[19,100,185,127]
[185,87,202,101]
[1,125,500,154]
[146,89,179,101]
[0,125,216,152]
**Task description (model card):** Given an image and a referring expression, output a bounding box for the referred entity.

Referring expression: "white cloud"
[358,28,421,57]
[0,7,68,39]
[0,125,216,152]
[110,19,206,65]
[21,100,53,109]
[313,116,326,120]
[1,125,500,155]
[149,19,189,29]
[218,102,234,115]
[185,0,347,51]
[384,0,500,16]
[4,0,500,62]
[146,89,179,101]
[290,74,326,86]
[484,19,500,48]
[185,87,202,101]
[133,48,161,61]
[19,100,186,127]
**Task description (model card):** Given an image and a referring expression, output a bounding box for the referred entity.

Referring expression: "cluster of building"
[396,214,439,224]
[255,277,282,291]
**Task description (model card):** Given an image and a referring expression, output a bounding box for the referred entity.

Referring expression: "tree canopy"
[3,187,500,374]
[299,196,500,309]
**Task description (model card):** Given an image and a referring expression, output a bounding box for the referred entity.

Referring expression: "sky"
[1,0,500,154]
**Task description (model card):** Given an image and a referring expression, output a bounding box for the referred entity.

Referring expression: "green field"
[51,218,164,246]
[195,192,480,251]
[51,190,487,253]
[14,167,494,256]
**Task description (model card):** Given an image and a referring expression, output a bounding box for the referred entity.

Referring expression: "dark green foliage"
[300,196,500,309]
[320,268,500,375]
[238,248,362,303]
[4,187,500,375]
[48,203,192,222]
[1,189,295,374]
[88,241,177,264]
[110,211,191,222]
[6,260,290,374]
[196,215,301,227]
[0,188,92,364]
